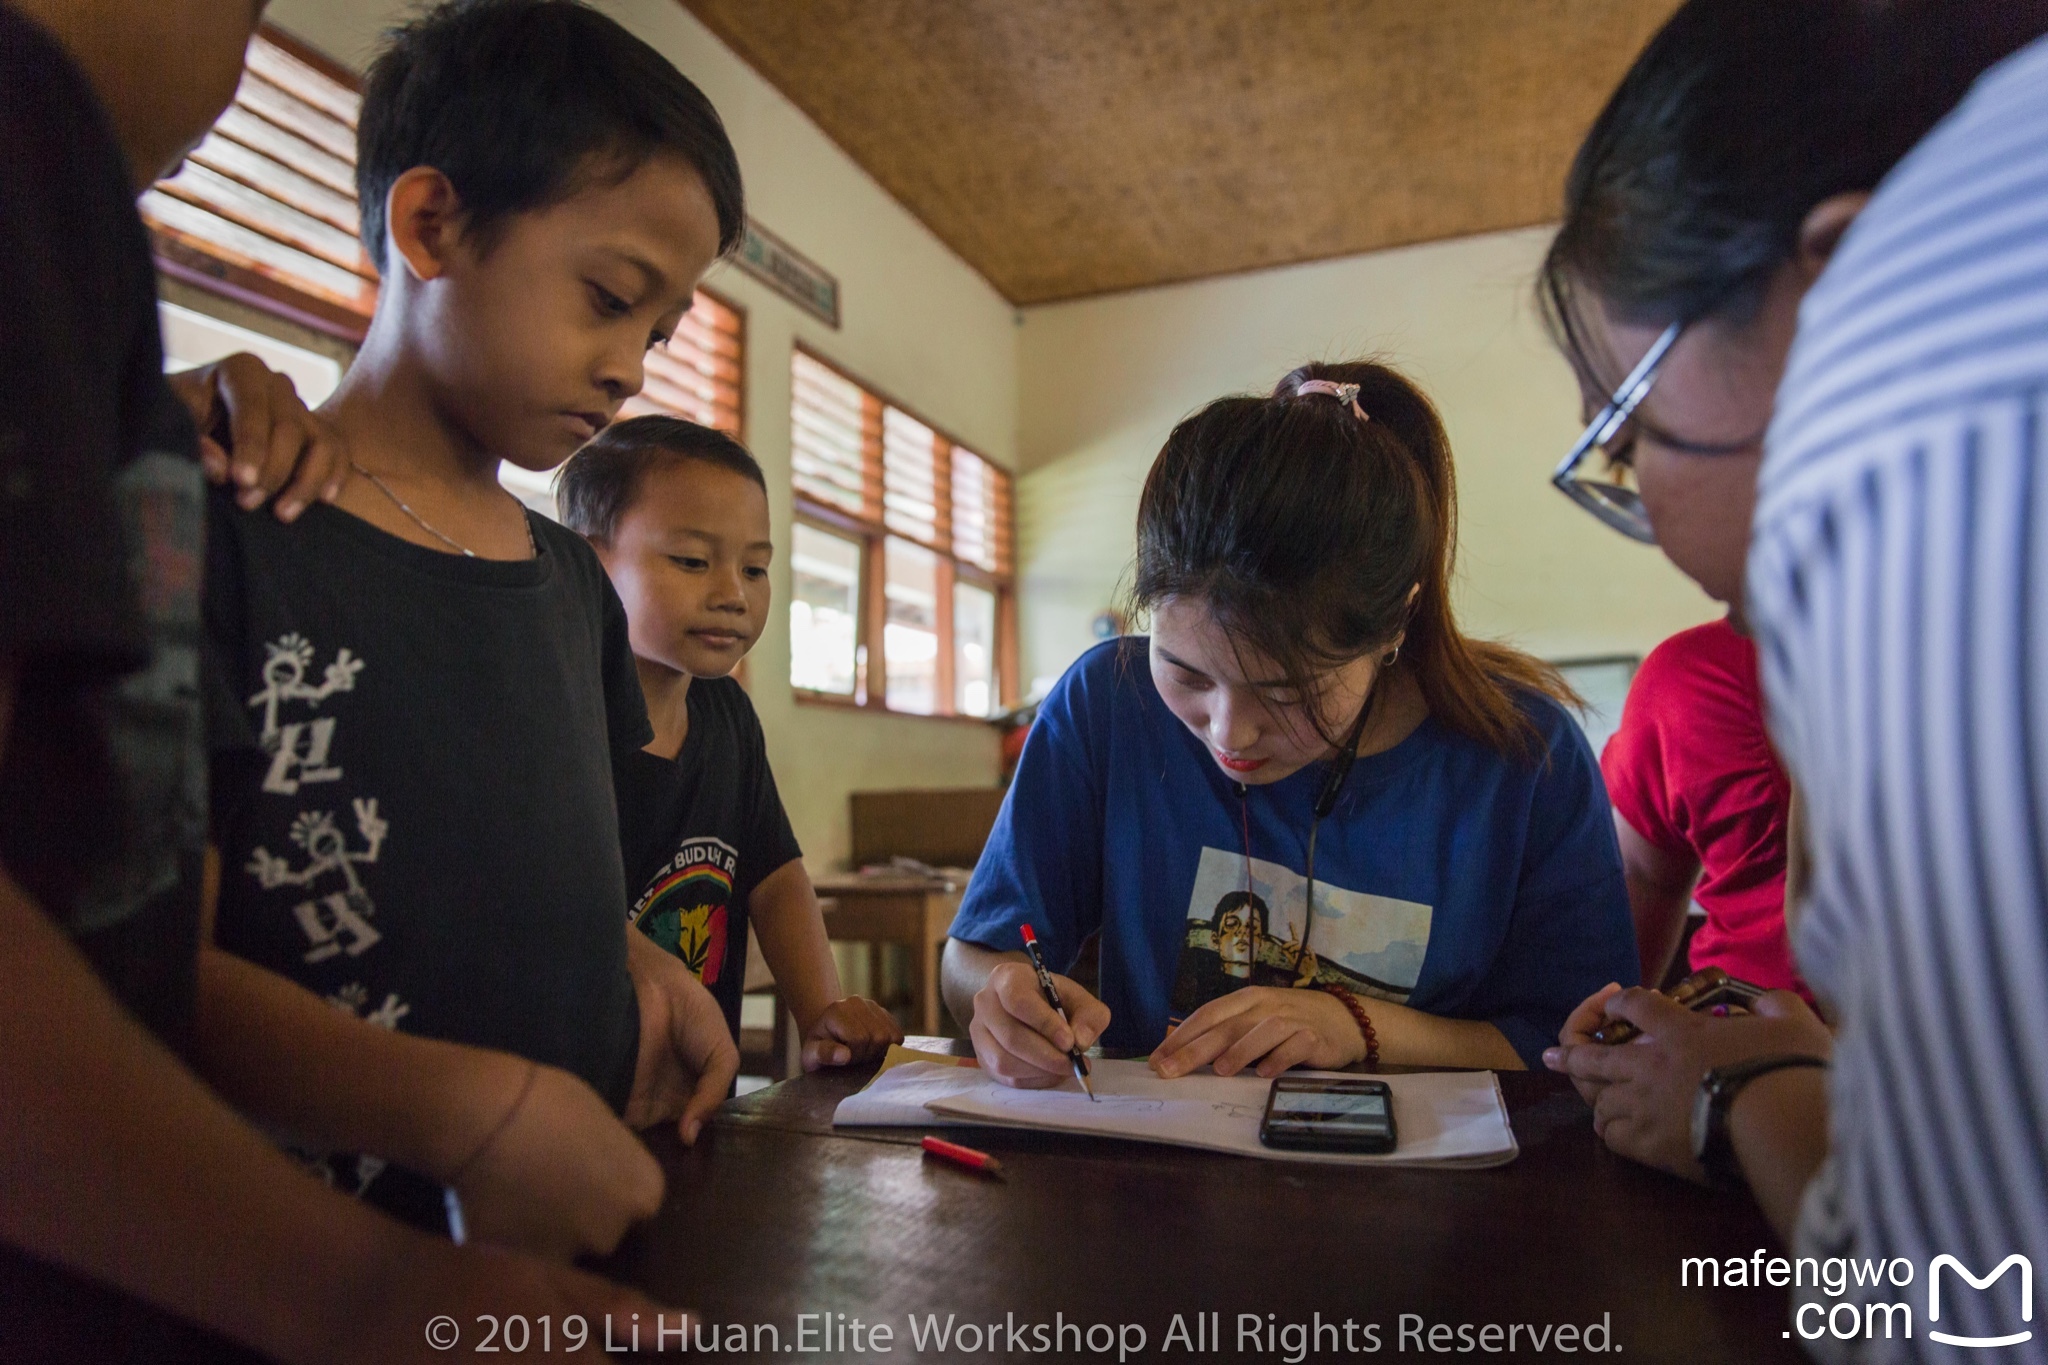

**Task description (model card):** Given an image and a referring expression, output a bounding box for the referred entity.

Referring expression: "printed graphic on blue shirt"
[631,836,739,988]
[1169,846,1432,1018]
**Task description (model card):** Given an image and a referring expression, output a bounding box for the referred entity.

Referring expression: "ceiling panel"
[681,0,1680,304]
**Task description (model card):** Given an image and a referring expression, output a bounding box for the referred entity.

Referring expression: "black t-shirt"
[205,492,650,1224]
[615,675,802,1039]
[0,6,223,1359]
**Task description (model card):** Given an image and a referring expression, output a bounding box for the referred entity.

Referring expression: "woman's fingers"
[1151,1010,1258,1078]
[1152,989,1257,1063]
[1254,1028,1323,1078]
[971,1000,1075,1083]
[1211,1014,1297,1077]
[989,963,1076,1052]
[969,1014,1067,1087]
[1559,982,1624,1046]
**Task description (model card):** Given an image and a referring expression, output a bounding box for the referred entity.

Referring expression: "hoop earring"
[1383,645,1400,667]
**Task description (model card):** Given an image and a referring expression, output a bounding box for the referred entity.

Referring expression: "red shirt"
[1601,619,1809,999]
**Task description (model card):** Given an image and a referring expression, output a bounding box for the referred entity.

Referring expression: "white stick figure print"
[247,800,389,963]
[247,634,363,796]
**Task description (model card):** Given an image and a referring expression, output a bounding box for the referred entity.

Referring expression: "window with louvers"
[625,290,745,436]
[788,348,1016,717]
[141,29,378,339]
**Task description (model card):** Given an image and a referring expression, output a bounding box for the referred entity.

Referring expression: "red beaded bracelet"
[1318,982,1380,1070]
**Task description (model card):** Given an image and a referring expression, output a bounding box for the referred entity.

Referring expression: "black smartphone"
[1258,1076,1397,1153]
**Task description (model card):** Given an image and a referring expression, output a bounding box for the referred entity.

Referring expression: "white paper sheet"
[832,1059,1518,1168]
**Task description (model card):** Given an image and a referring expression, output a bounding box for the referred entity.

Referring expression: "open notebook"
[834,1056,1518,1168]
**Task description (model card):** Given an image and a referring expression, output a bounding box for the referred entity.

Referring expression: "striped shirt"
[1748,35,2048,1364]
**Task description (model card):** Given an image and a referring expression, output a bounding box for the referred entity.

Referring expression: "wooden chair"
[814,788,1008,1035]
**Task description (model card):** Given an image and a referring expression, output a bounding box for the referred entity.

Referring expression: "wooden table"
[811,874,963,1037]
[607,1040,1801,1362]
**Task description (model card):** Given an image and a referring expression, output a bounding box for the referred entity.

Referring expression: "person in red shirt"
[1600,618,1811,1001]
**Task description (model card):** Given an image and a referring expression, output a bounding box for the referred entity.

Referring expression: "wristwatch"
[1691,1054,1827,1189]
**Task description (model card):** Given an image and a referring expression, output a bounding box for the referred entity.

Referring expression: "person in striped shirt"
[1536,2,2048,1355]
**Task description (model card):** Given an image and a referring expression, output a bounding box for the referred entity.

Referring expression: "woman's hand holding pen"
[969,961,1109,1088]
[1149,986,1365,1079]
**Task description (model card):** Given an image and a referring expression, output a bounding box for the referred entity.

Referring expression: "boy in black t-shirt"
[560,417,902,1067]
[0,0,672,1359]
[202,0,747,1254]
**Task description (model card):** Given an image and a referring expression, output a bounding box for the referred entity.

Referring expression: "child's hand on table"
[968,961,1110,1088]
[442,1059,664,1263]
[1148,985,1366,1079]
[623,930,740,1145]
[800,996,902,1071]
[168,351,347,522]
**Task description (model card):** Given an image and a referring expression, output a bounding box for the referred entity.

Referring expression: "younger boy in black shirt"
[560,417,901,1066]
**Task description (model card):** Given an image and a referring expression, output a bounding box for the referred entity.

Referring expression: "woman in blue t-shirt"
[942,361,1639,1084]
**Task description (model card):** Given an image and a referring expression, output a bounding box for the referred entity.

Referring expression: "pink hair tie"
[1294,379,1369,422]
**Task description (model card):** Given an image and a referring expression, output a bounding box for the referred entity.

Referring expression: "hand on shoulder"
[170,352,347,522]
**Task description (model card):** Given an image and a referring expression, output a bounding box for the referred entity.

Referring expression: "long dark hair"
[1540,0,2048,372]
[1129,361,1572,758]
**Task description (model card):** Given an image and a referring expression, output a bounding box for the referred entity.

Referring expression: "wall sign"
[735,218,840,328]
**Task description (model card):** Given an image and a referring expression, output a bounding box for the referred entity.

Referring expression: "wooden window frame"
[146,24,377,343]
[625,283,748,441]
[790,345,1018,722]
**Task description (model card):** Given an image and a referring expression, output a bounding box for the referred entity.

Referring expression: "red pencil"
[921,1135,1005,1176]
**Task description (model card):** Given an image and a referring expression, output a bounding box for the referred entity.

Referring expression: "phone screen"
[1268,1088,1391,1131]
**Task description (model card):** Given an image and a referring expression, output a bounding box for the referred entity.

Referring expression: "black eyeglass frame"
[1549,319,1683,545]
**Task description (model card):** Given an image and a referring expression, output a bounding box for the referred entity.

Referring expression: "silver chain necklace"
[350,460,536,560]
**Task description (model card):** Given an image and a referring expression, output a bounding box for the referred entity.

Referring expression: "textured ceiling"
[680,0,1681,305]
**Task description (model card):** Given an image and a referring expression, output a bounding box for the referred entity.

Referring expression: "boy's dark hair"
[1540,0,2048,369]
[357,0,745,271]
[557,415,766,543]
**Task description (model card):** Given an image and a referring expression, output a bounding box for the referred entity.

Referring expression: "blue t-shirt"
[952,639,1639,1065]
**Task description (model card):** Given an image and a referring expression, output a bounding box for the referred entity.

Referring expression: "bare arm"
[0,660,393,1359]
[749,859,899,1068]
[941,936,1022,1033]
[747,859,843,1032]
[193,946,665,1261]
[1152,986,1526,1076]
[1616,813,1700,987]
[0,661,677,1357]
[1730,1065,1832,1240]
[195,946,526,1180]
[1330,997,1526,1071]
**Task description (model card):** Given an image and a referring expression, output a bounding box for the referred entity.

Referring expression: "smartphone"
[1591,966,1766,1045]
[1258,1076,1397,1153]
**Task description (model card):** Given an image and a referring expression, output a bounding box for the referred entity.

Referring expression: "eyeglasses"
[1550,320,1682,545]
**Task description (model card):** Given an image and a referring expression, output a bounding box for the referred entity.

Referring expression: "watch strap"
[1697,1053,1828,1190]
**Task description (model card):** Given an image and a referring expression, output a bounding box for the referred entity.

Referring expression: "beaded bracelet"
[1318,982,1380,1070]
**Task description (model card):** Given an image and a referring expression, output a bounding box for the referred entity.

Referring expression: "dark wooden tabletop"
[606,1040,1800,1362]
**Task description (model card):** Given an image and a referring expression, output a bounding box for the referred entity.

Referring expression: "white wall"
[266,0,1018,869]
[1012,225,1719,693]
